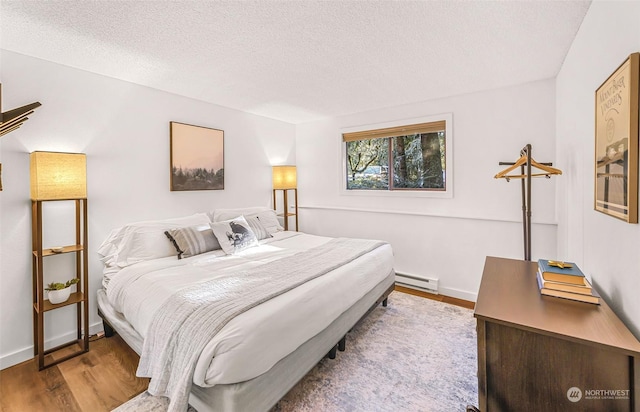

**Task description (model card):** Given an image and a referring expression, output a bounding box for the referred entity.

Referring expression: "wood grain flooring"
[0,287,474,411]
[0,335,148,412]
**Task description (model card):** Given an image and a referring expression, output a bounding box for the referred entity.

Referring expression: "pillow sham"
[208,206,268,222]
[165,223,221,259]
[244,213,272,240]
[212,207,283,235]
[210,216,259,254]
[98,213,211,268]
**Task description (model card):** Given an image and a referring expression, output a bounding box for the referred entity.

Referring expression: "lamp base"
[273,188,298,231]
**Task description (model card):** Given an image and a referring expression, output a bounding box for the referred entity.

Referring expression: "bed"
[96,207,395,411]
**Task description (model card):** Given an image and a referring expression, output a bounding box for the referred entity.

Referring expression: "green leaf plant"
[45,278,79,291]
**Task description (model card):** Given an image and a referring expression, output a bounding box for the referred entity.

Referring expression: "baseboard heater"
[395,272,439,294]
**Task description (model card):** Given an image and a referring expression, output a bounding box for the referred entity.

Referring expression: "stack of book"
[536,259,600,305]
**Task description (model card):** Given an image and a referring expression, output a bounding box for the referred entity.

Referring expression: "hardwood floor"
[0,335,148,412]
[0,287,475,411]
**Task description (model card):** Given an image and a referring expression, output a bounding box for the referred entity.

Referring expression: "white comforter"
[105,232,394,387]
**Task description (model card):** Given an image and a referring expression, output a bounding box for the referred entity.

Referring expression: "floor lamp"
[272,165,298,231]
[30,151,89,369]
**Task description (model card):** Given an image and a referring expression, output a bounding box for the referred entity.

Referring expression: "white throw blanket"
[137,237,386,411]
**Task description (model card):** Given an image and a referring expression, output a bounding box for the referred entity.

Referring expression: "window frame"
[340,113,453,198]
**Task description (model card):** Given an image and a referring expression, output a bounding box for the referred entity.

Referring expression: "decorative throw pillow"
[244,213,272,240]
[165,223,221,259]
[210,216,259,254]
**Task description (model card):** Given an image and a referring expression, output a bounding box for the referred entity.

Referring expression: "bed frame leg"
[326,345,337,359]
[382,297,388,307]
[338,336,346,352]
[103,319,115,338]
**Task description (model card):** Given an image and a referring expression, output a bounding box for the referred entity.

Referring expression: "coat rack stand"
[496,144,560,261]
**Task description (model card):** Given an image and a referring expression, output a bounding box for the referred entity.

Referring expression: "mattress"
[103,231,394,387]
[190,274,395,412]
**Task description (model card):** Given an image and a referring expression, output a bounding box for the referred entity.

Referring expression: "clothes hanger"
[494,155,562,180]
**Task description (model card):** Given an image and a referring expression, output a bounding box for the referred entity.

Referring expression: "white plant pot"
[48,287,71,304]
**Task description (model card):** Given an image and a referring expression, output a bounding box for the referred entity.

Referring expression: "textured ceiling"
[1,1,591,124]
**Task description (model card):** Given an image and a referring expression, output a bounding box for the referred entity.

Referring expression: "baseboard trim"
[0,321,103,370]
[394,285,476,310]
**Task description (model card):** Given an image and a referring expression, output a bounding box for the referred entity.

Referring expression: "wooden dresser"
[474,256,640,412]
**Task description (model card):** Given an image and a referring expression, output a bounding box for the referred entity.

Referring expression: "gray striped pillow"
[244,214,272,240]
[165,224,221,259]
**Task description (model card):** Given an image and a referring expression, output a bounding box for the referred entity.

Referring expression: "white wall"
[0,51,296,369]
[556,1,640,338]
[296,79,558,301]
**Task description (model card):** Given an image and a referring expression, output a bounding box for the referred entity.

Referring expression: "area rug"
[113,291,478,412]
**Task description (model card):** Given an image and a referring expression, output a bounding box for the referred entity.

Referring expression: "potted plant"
[45,278,79,304]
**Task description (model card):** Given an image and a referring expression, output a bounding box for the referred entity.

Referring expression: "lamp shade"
[272,165,297,190]
[30,151,87,200]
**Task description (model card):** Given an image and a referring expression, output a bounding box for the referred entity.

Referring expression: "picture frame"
[594,52,639,223]
[170,121,224,191]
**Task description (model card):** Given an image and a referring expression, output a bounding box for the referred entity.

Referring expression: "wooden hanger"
[494,155,562,180]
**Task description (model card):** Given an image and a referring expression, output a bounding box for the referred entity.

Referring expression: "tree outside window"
[345,120,446,191]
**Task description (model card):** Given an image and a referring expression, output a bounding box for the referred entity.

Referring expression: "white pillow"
[210,216,259,254]
[212,207,283,235]
[98,213,211,268]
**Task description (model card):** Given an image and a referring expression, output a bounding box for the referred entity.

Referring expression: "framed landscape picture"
[594,52,639,223]
[170,121,224,191]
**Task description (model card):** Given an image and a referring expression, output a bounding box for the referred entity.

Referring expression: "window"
[342,116,450,194]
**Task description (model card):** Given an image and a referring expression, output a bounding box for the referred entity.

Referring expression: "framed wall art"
[594,52,639,223]
[170,121,224,191]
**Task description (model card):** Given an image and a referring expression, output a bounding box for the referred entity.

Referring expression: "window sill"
[340,188,452,199]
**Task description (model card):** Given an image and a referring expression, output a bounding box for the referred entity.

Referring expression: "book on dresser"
[537,259,586,285]
[536,268,593,295]
[535,269,601,304]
